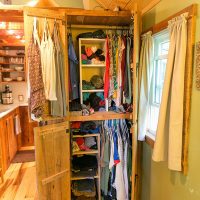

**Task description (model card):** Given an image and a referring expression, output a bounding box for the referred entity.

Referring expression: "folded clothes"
[72,155,97,171]
[85,137,96,148]
[72,141,80,153]
[86,47,93,57]
[69,100,82,111]
[82,80,95,90]
[80,121,96,131]
[95,48,103,56]
[81,54,87,60]
[91,46,97,53]
[71,122,81,129]
[72,179,96,197]
[82,60,91,65]
[76,138,90,151]
[81,127,100,134]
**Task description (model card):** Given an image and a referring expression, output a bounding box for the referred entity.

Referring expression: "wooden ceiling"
[0,9,24,46]
[96,0,161,15]
[0,10,23,22]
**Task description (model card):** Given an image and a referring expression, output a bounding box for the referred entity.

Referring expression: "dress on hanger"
[40,19,57,101]
[51,21,67,117]
[28,26,46,118]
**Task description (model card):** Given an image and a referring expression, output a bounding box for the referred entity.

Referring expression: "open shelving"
[79,38,106,104]
[0,45,26,83]
[71,130,101,199]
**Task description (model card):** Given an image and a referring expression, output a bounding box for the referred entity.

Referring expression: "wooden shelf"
[0,70,25,72]
[0,44,25,47]
[80,38,106,44]
[82,89,104,93]
[69,111,132,122]
[0,54,24,57]
[71,172,99,180]
[73,134,99,138]
[81,64,105,67]
[0,62,24,65]
[1,81,25,83]
[72,149,98,155]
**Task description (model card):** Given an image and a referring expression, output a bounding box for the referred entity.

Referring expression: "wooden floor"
[0,162,38,200]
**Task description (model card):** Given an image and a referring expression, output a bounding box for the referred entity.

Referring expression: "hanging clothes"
[40,19,57,101]
[68,34,79,100]
[115,36,124,106]
[124,37,132,104]
[104,36,110,99]
[28,32,46,118]
[101,119,131,200]
[105,32,133,108]
[50,21,67,117]
[121,36,126,91]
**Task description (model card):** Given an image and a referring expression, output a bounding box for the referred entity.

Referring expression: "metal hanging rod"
[67,24,131,30]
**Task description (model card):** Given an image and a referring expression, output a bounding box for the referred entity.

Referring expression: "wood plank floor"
[0,162,38,200]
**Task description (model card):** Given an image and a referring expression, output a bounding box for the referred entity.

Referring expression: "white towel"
[14,115,21,135]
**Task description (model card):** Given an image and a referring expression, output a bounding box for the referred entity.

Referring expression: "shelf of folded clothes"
[71,155,98,180]
[81,64,105,67]
[82,89,104,92]
[72,149,98,155]
[69,111,132,121]
[73,133,99,138]
[71,179,96,199]
[71,171,99,180]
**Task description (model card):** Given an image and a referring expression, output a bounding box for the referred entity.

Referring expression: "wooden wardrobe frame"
[5,5,141,200]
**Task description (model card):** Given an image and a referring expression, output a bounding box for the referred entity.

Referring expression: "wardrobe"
[23,6,140,200]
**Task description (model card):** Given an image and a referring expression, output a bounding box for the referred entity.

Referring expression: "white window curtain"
[138,31,153,141]
[152,13,188,171]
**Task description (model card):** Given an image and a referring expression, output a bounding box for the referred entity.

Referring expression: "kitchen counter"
[0,102,28,118]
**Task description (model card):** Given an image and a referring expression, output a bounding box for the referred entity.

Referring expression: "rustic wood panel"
[182,5,197,175]
[0,120,10,174]
[34,121,70,200]
[6,115,18,162]
[19,106,37,146]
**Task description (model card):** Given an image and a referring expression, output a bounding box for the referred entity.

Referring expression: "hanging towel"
[14,115,21,135]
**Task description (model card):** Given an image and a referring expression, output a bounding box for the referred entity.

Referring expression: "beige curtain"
[152,13,188,171]
[138,31,153,141]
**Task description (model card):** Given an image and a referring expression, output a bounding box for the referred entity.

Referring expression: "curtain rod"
[67,24,130,30]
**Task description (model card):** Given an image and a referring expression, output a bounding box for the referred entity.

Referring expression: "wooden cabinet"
[6,114,18,162]
[34,122,71,200]
[24,6,139,200]
[0,119,10,173]
[19,106,38,146]
[0,109,18,173]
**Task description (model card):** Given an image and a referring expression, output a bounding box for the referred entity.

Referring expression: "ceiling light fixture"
[7,30,15,35]
[26,0,39,7]
[0,22,6,29]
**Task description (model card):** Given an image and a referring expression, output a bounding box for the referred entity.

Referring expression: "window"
[147,30,170,139]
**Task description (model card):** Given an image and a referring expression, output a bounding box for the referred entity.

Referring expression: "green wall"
[141,1,200,200]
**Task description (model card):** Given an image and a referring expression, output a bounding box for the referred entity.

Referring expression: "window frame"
[146,29,169,140]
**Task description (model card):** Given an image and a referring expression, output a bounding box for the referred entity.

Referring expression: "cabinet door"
[19,106,37,146]
[6,115,18,162]
[24,7,69,199]
[0,120,10,173]
[34,122,71,200]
